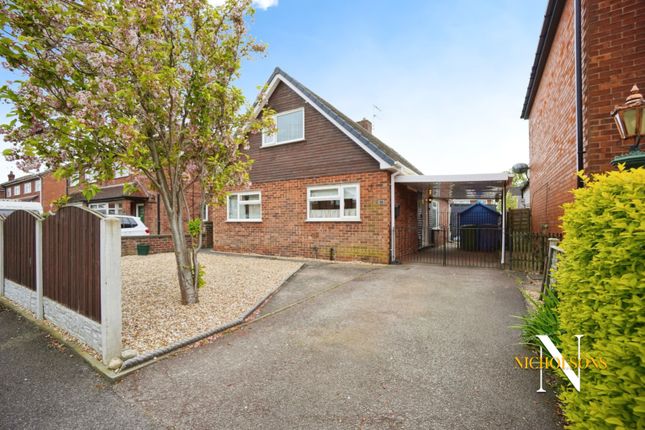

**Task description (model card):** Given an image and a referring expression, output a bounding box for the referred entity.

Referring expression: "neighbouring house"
[211,68,511,264]
[0,170,66,213]
[66,170,205,235]
[521,0,645,233]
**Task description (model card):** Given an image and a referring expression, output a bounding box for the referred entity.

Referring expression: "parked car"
[113,215,150,237]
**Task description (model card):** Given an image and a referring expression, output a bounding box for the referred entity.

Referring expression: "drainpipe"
[501,183,507,267]
[390,171,401,263]
[574,0,584,187]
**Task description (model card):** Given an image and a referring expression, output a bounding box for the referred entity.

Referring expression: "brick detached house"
[521,0,645,233]
[0,170,66,212]
[211,67,462,264]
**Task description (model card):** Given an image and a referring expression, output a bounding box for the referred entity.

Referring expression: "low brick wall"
[122,233,211,256]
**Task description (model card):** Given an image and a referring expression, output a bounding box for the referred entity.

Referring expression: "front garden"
[121,253,302,355]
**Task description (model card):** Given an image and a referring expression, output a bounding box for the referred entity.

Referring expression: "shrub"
[554,167,644,429]
[515,287,560,355]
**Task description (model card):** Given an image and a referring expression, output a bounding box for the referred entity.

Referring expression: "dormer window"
[262,107,304,147]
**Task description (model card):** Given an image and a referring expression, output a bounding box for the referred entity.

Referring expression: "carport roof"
[395,173,512,200]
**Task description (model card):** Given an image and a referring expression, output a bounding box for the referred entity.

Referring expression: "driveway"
[1,263,561,429]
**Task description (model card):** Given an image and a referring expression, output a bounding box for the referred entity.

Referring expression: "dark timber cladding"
[248,82,380,183]
[3,210,37,290]
[43,206,102,322]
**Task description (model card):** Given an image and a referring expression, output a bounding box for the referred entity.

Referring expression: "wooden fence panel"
[43,206,102,322]
[3,210,37,290]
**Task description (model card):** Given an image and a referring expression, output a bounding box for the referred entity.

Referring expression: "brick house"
[521,0,645,232]
[211,68,493,264]
[0,170,66,212]
[66,171,203,236]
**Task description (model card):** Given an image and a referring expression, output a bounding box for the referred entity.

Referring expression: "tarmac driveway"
[1,262,561,429]
[115,262,561,429]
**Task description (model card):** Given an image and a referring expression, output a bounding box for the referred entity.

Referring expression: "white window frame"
[262,107,305,147]
[13,185,20,196]
[430,201,439,229]
[89,202,123,215]
[115,167,130,179]
[24,181,32,194]
[226,191,262,222]
[35,179,41,192]
[6,187,11,197]
[307,183,360,222]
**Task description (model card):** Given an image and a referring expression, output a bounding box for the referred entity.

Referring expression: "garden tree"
[0,0,272,304]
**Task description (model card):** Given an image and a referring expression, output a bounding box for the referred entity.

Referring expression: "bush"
[554,167,644,429]
[515,288,560,356]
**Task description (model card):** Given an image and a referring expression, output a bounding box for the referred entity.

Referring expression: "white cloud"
[208,0,277,10]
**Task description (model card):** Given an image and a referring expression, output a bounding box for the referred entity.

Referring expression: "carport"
[393,172,512,267]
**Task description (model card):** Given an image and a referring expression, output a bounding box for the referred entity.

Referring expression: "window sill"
[226,219,263,223]
[306,218,361,223]
[261,138,305,148]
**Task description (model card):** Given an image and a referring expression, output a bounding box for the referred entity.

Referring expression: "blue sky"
[0,0,546,180]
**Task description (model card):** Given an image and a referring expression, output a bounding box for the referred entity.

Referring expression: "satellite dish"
[512,163,529,174]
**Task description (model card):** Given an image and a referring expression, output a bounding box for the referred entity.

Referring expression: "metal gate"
[397,209,503,268]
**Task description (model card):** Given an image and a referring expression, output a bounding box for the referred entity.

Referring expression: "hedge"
[554,167,644,429]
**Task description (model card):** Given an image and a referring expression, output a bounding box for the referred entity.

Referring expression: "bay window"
[227,192,262,221]
[307,184,360,221]
[262,108,304,146]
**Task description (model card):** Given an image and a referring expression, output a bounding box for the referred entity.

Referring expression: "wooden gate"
[43,206,102,321]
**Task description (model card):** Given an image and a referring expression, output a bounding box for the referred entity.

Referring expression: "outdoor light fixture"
[610,85,645,168]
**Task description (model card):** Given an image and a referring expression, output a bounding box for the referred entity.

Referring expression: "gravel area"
[121,253,302,354]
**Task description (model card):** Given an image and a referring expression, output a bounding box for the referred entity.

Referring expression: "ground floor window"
[227,192,261,221]
[307,184,360,221]
[89,202,123,215]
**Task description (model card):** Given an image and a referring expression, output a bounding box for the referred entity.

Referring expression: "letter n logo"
[536,335,583,392]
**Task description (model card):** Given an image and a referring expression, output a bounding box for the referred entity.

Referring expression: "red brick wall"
[527,0,645,233]
[394,183,419,259]
[582,0,645,173]
[527,0,578,233]
[122,233,210,256]
[211,171,392,264]
[40,172,66,212]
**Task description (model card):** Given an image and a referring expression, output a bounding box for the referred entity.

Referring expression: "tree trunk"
[166,202,198,304]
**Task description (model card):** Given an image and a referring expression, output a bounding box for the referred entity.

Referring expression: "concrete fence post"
[100,217,122,364]
[35,218,43,319]
[0,217,4,297]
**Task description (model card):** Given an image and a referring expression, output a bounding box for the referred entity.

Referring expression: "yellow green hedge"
[554,167,645,429]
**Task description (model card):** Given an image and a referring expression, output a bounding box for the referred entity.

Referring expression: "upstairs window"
[24,182,31,194]
[227,192,261,221]
[115,167,130,179]
[6,187,11,197]
[262,108,304,146]
[35,180,41,192]
[13,185,20,196]
[307,184,360,221]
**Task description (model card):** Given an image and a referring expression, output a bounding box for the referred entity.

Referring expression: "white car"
[113,215,150,237]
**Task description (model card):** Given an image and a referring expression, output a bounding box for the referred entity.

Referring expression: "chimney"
[356,118,372,134]
[8,171,15,182]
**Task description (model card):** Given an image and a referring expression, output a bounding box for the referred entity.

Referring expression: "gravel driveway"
[121,252,302,354]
